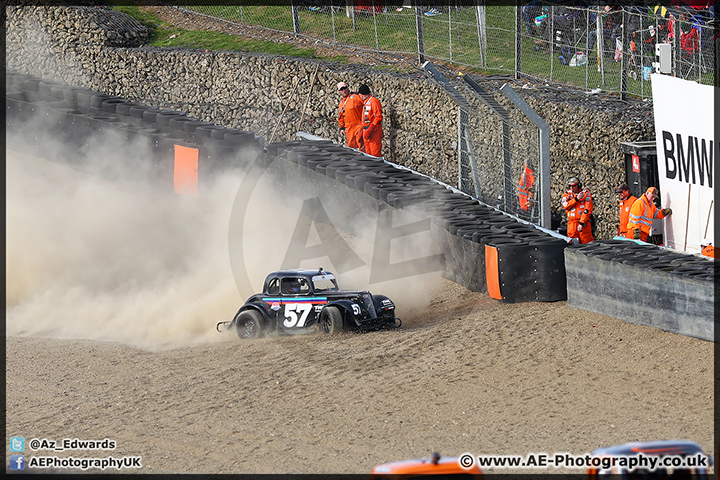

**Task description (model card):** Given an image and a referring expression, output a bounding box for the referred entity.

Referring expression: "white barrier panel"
[651,74,715,253]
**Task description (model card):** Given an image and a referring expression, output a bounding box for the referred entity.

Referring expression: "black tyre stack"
[5,73,263,194]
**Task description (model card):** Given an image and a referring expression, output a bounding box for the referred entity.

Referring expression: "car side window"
[282,278,300,294]
[267,278,279,295]
[298,278,310,294]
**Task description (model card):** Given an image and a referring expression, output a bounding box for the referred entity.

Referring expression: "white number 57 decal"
[283,303,313,328]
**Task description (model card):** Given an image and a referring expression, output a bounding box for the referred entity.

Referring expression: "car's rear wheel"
[317,306,343,335]
[235,310,264,339]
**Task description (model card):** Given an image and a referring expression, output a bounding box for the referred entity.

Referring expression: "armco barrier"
[565,241,714,341]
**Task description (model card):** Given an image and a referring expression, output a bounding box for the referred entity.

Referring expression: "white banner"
[651,74,715,253]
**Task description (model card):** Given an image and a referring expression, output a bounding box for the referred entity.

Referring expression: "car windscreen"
[312,274,338,291]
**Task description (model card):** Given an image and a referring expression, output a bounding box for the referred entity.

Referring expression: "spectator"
[615,182,637,238]
[561,176,594,244]
[535,5,583,54]
[586,5,621,58]
[522,1,543,35]
[627,186,672,242]
[700,238,714,258]
[358,84,383,157]
[337,81,363,150]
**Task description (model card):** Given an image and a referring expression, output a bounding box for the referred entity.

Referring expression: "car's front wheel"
[317,306,343,335]
[235,310,264,339]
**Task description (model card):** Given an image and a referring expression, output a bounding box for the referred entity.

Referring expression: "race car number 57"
[283,303,313,328]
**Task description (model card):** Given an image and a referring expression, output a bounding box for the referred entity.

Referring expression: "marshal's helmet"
[568,177,581,188]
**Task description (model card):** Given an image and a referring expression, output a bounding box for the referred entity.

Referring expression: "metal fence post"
[416,6,425,64]
[330,5,336,43]
[448,5,453,62]
[291,1,300,36]
[673,13,681,77]
[372,0,379,52]
[500,83,551,230]
[549,5,554,82]
[596,7,606,86]
[475,3,487,68]
[620,8,628,100]
[515,2,521,79]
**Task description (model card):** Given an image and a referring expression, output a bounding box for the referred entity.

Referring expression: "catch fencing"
[176,2,716,100]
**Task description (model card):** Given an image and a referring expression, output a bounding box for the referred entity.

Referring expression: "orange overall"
[618,195,637,238]
[701,245,715,258]
[518,163,535,211]
[339,93,363,149]
[361,95,383,157]
[627,195,668,242]
[561,187,594,244]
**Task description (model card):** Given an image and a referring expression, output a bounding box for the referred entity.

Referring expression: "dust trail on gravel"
[6,147,246,350]
[7,129,442,350]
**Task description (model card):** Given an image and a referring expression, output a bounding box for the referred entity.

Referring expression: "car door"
[279,277,325,332]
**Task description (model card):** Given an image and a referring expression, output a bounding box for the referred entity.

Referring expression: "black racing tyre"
[343,170,374,188]
[317,306,343,335]
[90,93,120,108]
[297,153,327,167]
[314,161,341,176]
[101,98,128,113]
[181,120,208,133]
[392,192,428,209]
[155,111,185,127]
[265,141,302,157]
[365,178,398,196]
[334,166,366,183]
[223,131,255,145]
[321,145,353,155]
[168,116,194,130]
[115,101,143,116]
[50,85,70,101]
[38,80,65,100]
[195,124,226,139]
[127,105,151,118]
[306,156,337,171]
[670,266,712,277]
[141,108,164,123]
[235,310,265,340]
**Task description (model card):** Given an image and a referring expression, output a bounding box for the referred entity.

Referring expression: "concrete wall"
[5,5,656,239]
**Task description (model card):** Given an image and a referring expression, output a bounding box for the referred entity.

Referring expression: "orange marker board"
[485,244,502,300]
[174,144,199,196]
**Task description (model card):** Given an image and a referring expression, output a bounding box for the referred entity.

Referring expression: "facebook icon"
[9,455,25,470]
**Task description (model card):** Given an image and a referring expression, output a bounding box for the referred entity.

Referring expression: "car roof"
[371,456,481,475]
[591,440,706,457]
[269,269,330,277]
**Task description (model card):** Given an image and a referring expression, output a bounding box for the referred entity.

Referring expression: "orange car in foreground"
[371,452,483,479]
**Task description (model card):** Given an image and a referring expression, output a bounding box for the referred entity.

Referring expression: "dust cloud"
[6,147,245,351]
[7,119,443,351]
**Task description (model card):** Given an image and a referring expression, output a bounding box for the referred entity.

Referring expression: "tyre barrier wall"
[5,71,263,195]
[264,140,569,303]
[564,240,715,341]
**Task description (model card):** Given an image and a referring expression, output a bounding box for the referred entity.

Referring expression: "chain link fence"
[178,2,716,100]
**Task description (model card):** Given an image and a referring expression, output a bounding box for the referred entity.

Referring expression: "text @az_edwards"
[28,437,116,451]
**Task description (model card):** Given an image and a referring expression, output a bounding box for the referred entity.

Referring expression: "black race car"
[217,268,401,339]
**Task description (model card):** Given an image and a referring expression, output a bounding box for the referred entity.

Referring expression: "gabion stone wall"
[5,6,655,240]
